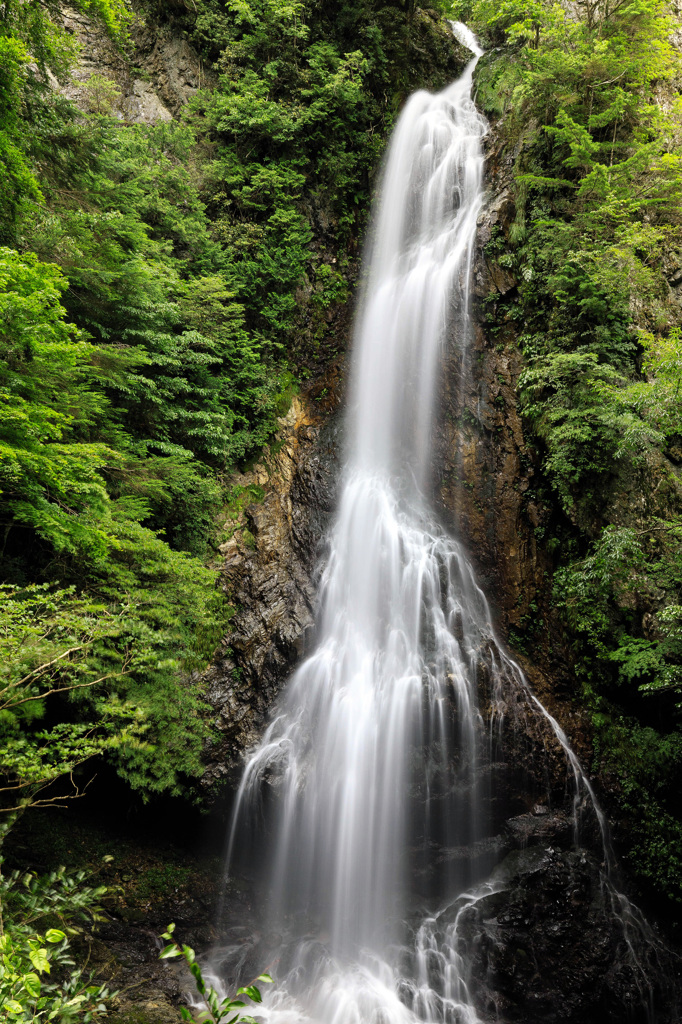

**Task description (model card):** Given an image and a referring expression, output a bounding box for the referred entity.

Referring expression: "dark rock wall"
[204,374,344,787]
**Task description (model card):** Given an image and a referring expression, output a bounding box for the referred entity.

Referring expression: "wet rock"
[444,845,674,1023]
[504,809,573,848]
[203,385,342,787]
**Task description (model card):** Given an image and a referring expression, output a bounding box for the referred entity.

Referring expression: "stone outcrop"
[203,375,343,787]
[436,146,543,636]
[446,830,674,1024]
[54,3,210,123]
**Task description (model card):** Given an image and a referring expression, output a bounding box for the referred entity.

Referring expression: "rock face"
[446,833,673,1024]
[436,153,543,635]
[203,380,343,787]
[55,3,210,122]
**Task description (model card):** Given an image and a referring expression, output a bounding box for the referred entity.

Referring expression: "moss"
[108,1005,184,1024]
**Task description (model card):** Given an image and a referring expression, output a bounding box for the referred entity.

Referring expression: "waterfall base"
[210,803,675,1024]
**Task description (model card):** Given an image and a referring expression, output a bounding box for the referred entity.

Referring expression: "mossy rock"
[108,1001,184,1024]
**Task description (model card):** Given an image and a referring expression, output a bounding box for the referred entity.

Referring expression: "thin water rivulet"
[211,25,658,1024]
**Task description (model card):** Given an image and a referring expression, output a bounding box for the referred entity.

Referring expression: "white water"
[212,25,658,1024]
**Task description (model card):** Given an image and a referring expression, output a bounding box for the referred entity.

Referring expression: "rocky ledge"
[203,374,343,789]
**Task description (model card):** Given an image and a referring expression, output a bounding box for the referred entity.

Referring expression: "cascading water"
[211,24,661,1024]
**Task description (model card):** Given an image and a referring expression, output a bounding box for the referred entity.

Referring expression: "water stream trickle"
[209,25,659,1024]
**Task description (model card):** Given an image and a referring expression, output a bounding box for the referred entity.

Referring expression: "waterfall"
[210,24,659,1024]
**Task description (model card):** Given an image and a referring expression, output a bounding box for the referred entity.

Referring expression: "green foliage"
[0,243,228,803]
[588,715,682,903]
[551,505,682,906]
[0,577,224,810]
[0,248,113,557]
[0,861,115,1021]
[595,329,682,453]
[136,863,192,898]
[81,75,122,116]
[472,0,682,908]
[159,924,273,1024]
[0,0,464,827]
[0,1,131,75]
[0,37,42,236]
[0,583,144,818]
[519,349,624,518]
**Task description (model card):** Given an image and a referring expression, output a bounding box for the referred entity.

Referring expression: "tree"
[0,584,145,827]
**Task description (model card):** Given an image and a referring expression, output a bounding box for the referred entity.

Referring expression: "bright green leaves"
[210,70,300,148]
[76,0,132,41]
[546,110,599,173]
[0,246,229,805]
[23,113,279,470]
[159,925,273,1024]
[0,249,114,555]
[473,0,681,232]
[554,517,682,713]
[595,329,682,453]
[0,584,141,809]
[0,576,221,807]
[519,350,624,518]
[28,947,50,975]
[0,37,41,234]
[554,519,682,903]
[0,0,132,81]
[201,27,373,347]
[0,247,76,364]
[0,864,115,1021]
[474,0,563,48]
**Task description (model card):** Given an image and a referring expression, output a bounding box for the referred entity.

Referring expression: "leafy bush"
[159,924,272,1024]
[0,862,115,1021]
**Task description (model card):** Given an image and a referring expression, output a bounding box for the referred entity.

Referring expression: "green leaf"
[29,947,50,974]
[189,961,205,994]
[23,972,41,998]
[238,984,262,1003]
[45,929,66,943]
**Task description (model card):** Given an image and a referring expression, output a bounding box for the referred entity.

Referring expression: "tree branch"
[3,668,129,710]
